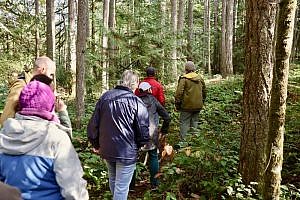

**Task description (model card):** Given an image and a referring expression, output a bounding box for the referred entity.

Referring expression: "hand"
[159,133,166,146]
[92,148,100,154]
[55,98,67,112]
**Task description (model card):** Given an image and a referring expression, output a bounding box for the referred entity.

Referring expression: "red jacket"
[136,77,165,106]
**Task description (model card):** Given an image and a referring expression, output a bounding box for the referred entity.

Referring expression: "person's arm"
[174,77,185,110]
[0,182,22,200]
[55,99,73,138]
[87,101,101,149]
[0,80,26,126]
[134,99,150,148]
[155,99,170,134]
[54,133,89,200]
[158,84,166,106]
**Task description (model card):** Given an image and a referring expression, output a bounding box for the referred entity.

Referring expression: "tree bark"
[102,0,109,93]
[76,0,89,128]
[204,0,211,75]
[108,0,116,89]
[177,0,184,63]
[35,0,40,58]
[239,0,277,193]
[291,5,299,62]
[171,0,177,80]
[264,0,297,199]
[160,0,167,78]
[46,0,55,60]
[187,0,194,61]
[212,0,220,73]
[220,0,233,77]
[68,0,77,97]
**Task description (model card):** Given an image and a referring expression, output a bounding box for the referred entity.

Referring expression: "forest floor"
[0,68,299,199]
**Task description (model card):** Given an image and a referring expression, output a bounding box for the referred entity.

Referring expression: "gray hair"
[34,56,56,74]
[185,61,196,72]
[120,70,139,90]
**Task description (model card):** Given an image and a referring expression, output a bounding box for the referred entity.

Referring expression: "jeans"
[148,149,159,186]
[105,160,136,200]
[129,149,159,188]
[179,111,200,139]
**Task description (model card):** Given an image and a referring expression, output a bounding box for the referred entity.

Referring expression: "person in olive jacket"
[175,61,206,139]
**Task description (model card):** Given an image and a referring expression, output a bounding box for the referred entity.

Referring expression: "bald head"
[33,56,56,79]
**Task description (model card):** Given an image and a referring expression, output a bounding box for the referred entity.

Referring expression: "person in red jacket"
[136,67,165,106]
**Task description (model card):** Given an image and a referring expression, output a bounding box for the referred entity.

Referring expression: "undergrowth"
[0,66,299,199]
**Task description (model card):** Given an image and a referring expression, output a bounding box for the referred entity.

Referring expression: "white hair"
[120,70,139,90]
[34,56,56,74]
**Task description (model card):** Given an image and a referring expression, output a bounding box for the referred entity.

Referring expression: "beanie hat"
[139,82,152,91]
[19,80,59,123]
[146,67,156,76]
[185,61,196,72]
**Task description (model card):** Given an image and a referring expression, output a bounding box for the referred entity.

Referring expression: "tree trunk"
[220,0,233,77]
[187,0,194,61]
[225,0,233,75]
[68,0,77,97]
[102,0,109,93]
[204,0,211,75]
[76,0,89,129]
[177,0,184,63]
[160,0,167,78]
[212,0,220,74]
[91,0,96,53]
[171,0,177,80]
[108,0,116,88]
[239,0,277,194]
[233,0,238,46]
[291,5,299,62]
[264,0,297,199]
[221,0,226,76]
[35,0,40,58]
[46,0,55,61]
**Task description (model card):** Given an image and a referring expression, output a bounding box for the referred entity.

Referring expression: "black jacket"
[87,85,150,165]
[137,93,170,149]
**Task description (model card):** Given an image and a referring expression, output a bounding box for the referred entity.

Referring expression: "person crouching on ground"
[0,80,88,200]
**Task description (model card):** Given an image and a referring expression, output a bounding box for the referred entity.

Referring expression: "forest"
[0,0,300,199]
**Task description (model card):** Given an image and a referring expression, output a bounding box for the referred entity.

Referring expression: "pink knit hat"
[19,80,59,122]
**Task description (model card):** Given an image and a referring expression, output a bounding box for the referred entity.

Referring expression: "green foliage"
[280,184,300,200]
[56,65,74,94]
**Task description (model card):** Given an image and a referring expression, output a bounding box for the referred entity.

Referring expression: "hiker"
[135,81,170,189]
[175,61,206,139]
[0,81,88,200]
[0,56,56,126]
[87,70,150,200]
[136,67,165,106]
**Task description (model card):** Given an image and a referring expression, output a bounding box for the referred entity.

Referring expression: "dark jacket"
[87,85,150,165]
[137,93,170,150]
[175,72,206,112]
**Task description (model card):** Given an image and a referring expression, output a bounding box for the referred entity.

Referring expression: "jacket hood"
[182,72,202,82]
[0,114,52,155]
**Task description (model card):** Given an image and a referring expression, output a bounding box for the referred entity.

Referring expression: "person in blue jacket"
[87,70,150,200]
[0,80,88,200]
